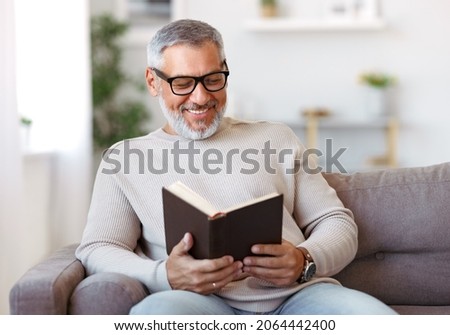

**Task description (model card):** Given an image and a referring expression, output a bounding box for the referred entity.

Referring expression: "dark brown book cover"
[162,187,283,260]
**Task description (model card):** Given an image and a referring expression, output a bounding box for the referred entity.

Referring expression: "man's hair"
[147,19,226,69]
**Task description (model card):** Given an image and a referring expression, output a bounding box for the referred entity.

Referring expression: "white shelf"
[288,117,394,130]
[244,18,386,32]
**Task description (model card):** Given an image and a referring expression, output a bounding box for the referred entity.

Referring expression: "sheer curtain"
[0,0,92,314]
[0,0,26,315]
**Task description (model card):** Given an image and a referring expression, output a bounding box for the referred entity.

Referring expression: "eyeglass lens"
[171,72,227,95]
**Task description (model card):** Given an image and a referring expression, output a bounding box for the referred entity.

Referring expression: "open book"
[162,181,283,260]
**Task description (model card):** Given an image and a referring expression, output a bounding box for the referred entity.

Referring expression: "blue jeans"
[130,283,397,315]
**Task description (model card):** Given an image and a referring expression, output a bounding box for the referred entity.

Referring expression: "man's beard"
[159,96,226,140]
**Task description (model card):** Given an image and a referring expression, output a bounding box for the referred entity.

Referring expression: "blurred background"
[1,0,450,314]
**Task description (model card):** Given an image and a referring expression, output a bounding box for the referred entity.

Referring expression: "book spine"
[208,214,228,259]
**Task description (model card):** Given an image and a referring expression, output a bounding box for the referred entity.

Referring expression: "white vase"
[365,86,387,118]
[20,126,31,150]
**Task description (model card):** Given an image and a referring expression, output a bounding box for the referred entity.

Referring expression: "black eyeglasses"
[151,62,230,96]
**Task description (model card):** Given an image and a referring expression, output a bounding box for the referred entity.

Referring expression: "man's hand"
[166,233,243,295]
[242,239,304,287]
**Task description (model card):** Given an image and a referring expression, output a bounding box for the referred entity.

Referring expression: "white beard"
[159,95,226,140]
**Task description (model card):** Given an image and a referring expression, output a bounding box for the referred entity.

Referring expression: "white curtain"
[0,0,92,314]
[0,0,26,315]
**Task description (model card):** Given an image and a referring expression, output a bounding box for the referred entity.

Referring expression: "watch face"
[304,262,317,281]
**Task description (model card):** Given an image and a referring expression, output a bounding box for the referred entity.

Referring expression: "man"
[76,19,396,314]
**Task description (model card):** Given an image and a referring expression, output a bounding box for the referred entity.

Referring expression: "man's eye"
[205,74,224,86]
[172,78,194,89]
[206,78,221,85]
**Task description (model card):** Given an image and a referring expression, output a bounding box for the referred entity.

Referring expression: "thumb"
[171,232,193,256]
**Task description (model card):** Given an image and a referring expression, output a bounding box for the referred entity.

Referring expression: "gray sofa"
[9,162,450,314]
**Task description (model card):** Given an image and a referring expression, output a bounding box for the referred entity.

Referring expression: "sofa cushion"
[69,272,149,315]
[323,162,450,306]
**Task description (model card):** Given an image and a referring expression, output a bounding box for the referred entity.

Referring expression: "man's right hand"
[166,233,243,295]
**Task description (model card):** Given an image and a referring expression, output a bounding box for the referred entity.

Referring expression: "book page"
[166,181,280,218]
[166,181,219,217]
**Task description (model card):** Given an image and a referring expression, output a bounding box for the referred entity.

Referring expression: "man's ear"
[145,67,159,96]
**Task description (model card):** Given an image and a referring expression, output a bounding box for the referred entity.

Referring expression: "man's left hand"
[242,239,304,286]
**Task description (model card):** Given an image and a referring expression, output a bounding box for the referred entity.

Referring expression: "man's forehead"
[161,41,219,56]
[160,43,223,74]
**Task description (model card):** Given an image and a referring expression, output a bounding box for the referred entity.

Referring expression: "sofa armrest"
[9,244,85,314]
[69,272,149,314]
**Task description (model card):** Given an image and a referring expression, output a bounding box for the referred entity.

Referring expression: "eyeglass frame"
[150,61,230,96]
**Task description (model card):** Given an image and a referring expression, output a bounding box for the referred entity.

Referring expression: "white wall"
[107,0,450,170]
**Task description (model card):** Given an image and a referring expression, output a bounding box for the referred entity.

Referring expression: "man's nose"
[189,82,211,105]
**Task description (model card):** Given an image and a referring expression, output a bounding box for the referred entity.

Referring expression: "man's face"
[146,42,227,139]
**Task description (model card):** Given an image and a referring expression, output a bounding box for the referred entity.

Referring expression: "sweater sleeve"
[75,152,172,293]
[292,141,358,277]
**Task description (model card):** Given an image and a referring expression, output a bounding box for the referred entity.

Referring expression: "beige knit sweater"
[76,117,357,312]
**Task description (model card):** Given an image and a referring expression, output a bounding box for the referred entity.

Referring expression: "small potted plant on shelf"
[359,72,396,89]
[260,0,278,18]
[20,116,33,150]
[358,71,396,118]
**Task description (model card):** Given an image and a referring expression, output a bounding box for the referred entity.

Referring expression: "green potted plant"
[91,14,150,153]
[260,0,278,17]
[359,72,396,89]
[19,116,33,149]
[358,71,396,118]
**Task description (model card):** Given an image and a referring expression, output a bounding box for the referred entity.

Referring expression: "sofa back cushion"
[323,162,450,306]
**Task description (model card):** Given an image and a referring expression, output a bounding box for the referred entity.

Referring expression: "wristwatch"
[297,247,316,283]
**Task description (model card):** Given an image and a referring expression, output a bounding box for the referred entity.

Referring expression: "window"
[127,0,171,26]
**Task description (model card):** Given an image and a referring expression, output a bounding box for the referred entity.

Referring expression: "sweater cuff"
[144,259,172,293]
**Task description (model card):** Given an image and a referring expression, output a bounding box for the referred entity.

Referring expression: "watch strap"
[297,246,313,262]
[297,246,315,283]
